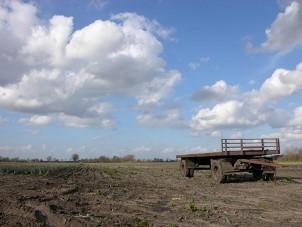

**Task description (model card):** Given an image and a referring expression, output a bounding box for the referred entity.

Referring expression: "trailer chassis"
[177,138,282,183]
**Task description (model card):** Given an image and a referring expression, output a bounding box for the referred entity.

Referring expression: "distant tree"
[122,154,136,162]
[98,155,110,162]
[71,153,80,162]
[112,156,120,162]
[46,156,52,162]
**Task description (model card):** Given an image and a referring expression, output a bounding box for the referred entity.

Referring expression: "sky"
[0,0,302,160]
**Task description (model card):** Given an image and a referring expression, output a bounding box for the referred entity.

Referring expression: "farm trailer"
[176,138,283,183]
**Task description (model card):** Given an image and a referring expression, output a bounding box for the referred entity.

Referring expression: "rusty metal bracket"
[239,159,286,168]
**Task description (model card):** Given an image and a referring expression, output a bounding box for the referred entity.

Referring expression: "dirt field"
[0,162,302,227]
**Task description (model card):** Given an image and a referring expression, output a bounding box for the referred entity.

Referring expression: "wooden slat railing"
[221,138,280,155]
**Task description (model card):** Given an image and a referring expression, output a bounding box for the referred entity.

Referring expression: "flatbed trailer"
[176,138,282,183]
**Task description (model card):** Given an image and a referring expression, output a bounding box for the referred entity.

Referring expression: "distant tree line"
[80,155,176,163]
[0,154,177,163]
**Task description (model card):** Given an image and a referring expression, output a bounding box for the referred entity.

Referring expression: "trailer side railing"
[221,138,280,155]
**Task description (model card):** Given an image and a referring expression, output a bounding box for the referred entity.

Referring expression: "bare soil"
[0,162,302,227]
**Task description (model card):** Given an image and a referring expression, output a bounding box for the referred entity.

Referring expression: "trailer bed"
[176,150,272,159]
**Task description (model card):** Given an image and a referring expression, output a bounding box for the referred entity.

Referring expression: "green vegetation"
[0,162,82,176]
[257,201,272,210]
[281,176,294,183]
[185,199,218,218]
[134,218,149,227]
[186,199,198,212]
[168,224,178,227]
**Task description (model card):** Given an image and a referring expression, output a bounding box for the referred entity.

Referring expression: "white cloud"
[65,20,122,61]
[248,63,302,105]
[19,115,53,125]
[188,56,210,70]
[264,106,302,144]
[112,12,174,40]
[191,100,265,131]
[210,130,222,138]
[230,131,243,139]
[59,114,114,129]
[22,15,73,67]
[261,1,302,51]
[192,80,238,102]
[0,1,181,128]
[0,0,37,85]
[191,62,302,133]
[137,71,181,108]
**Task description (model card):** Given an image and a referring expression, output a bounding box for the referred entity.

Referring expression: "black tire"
[263,173,275,181]
[188,168,194,178]
[252,170,263,180]
[211,159,226,183]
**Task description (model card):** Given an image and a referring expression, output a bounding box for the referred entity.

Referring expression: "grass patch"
[0,162,82,176]
[185,199,218,218]
[281,176,294,183]
[257,201,272,210]
[134,217,149,227]
[186,199,198,212]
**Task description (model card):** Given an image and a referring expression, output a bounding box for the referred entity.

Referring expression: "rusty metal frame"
[239,158,285,168]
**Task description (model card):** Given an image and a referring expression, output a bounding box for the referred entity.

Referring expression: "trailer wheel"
[263,172,275,181]
[180,160,194,178]
[211,159,226,183]
[252,170,263,180]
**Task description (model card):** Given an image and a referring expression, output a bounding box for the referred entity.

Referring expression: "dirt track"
[0,162,302,227]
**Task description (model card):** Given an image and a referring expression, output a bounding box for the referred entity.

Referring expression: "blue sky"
[0,0,302,160]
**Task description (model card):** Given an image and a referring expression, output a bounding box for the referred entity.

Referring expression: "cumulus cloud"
[248,63,302,105]
[0,1,181,128]
[19,115,53,125]
[264,106,302,143]
[192,80,238,102]
[191,62,302,133]
[112,12,174,40]
[280,106,302,141]
[22,15,73,67]
[261,1,302,51]
[0,0,37,85]
[137,71,181,108]
[191,100,265,131]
